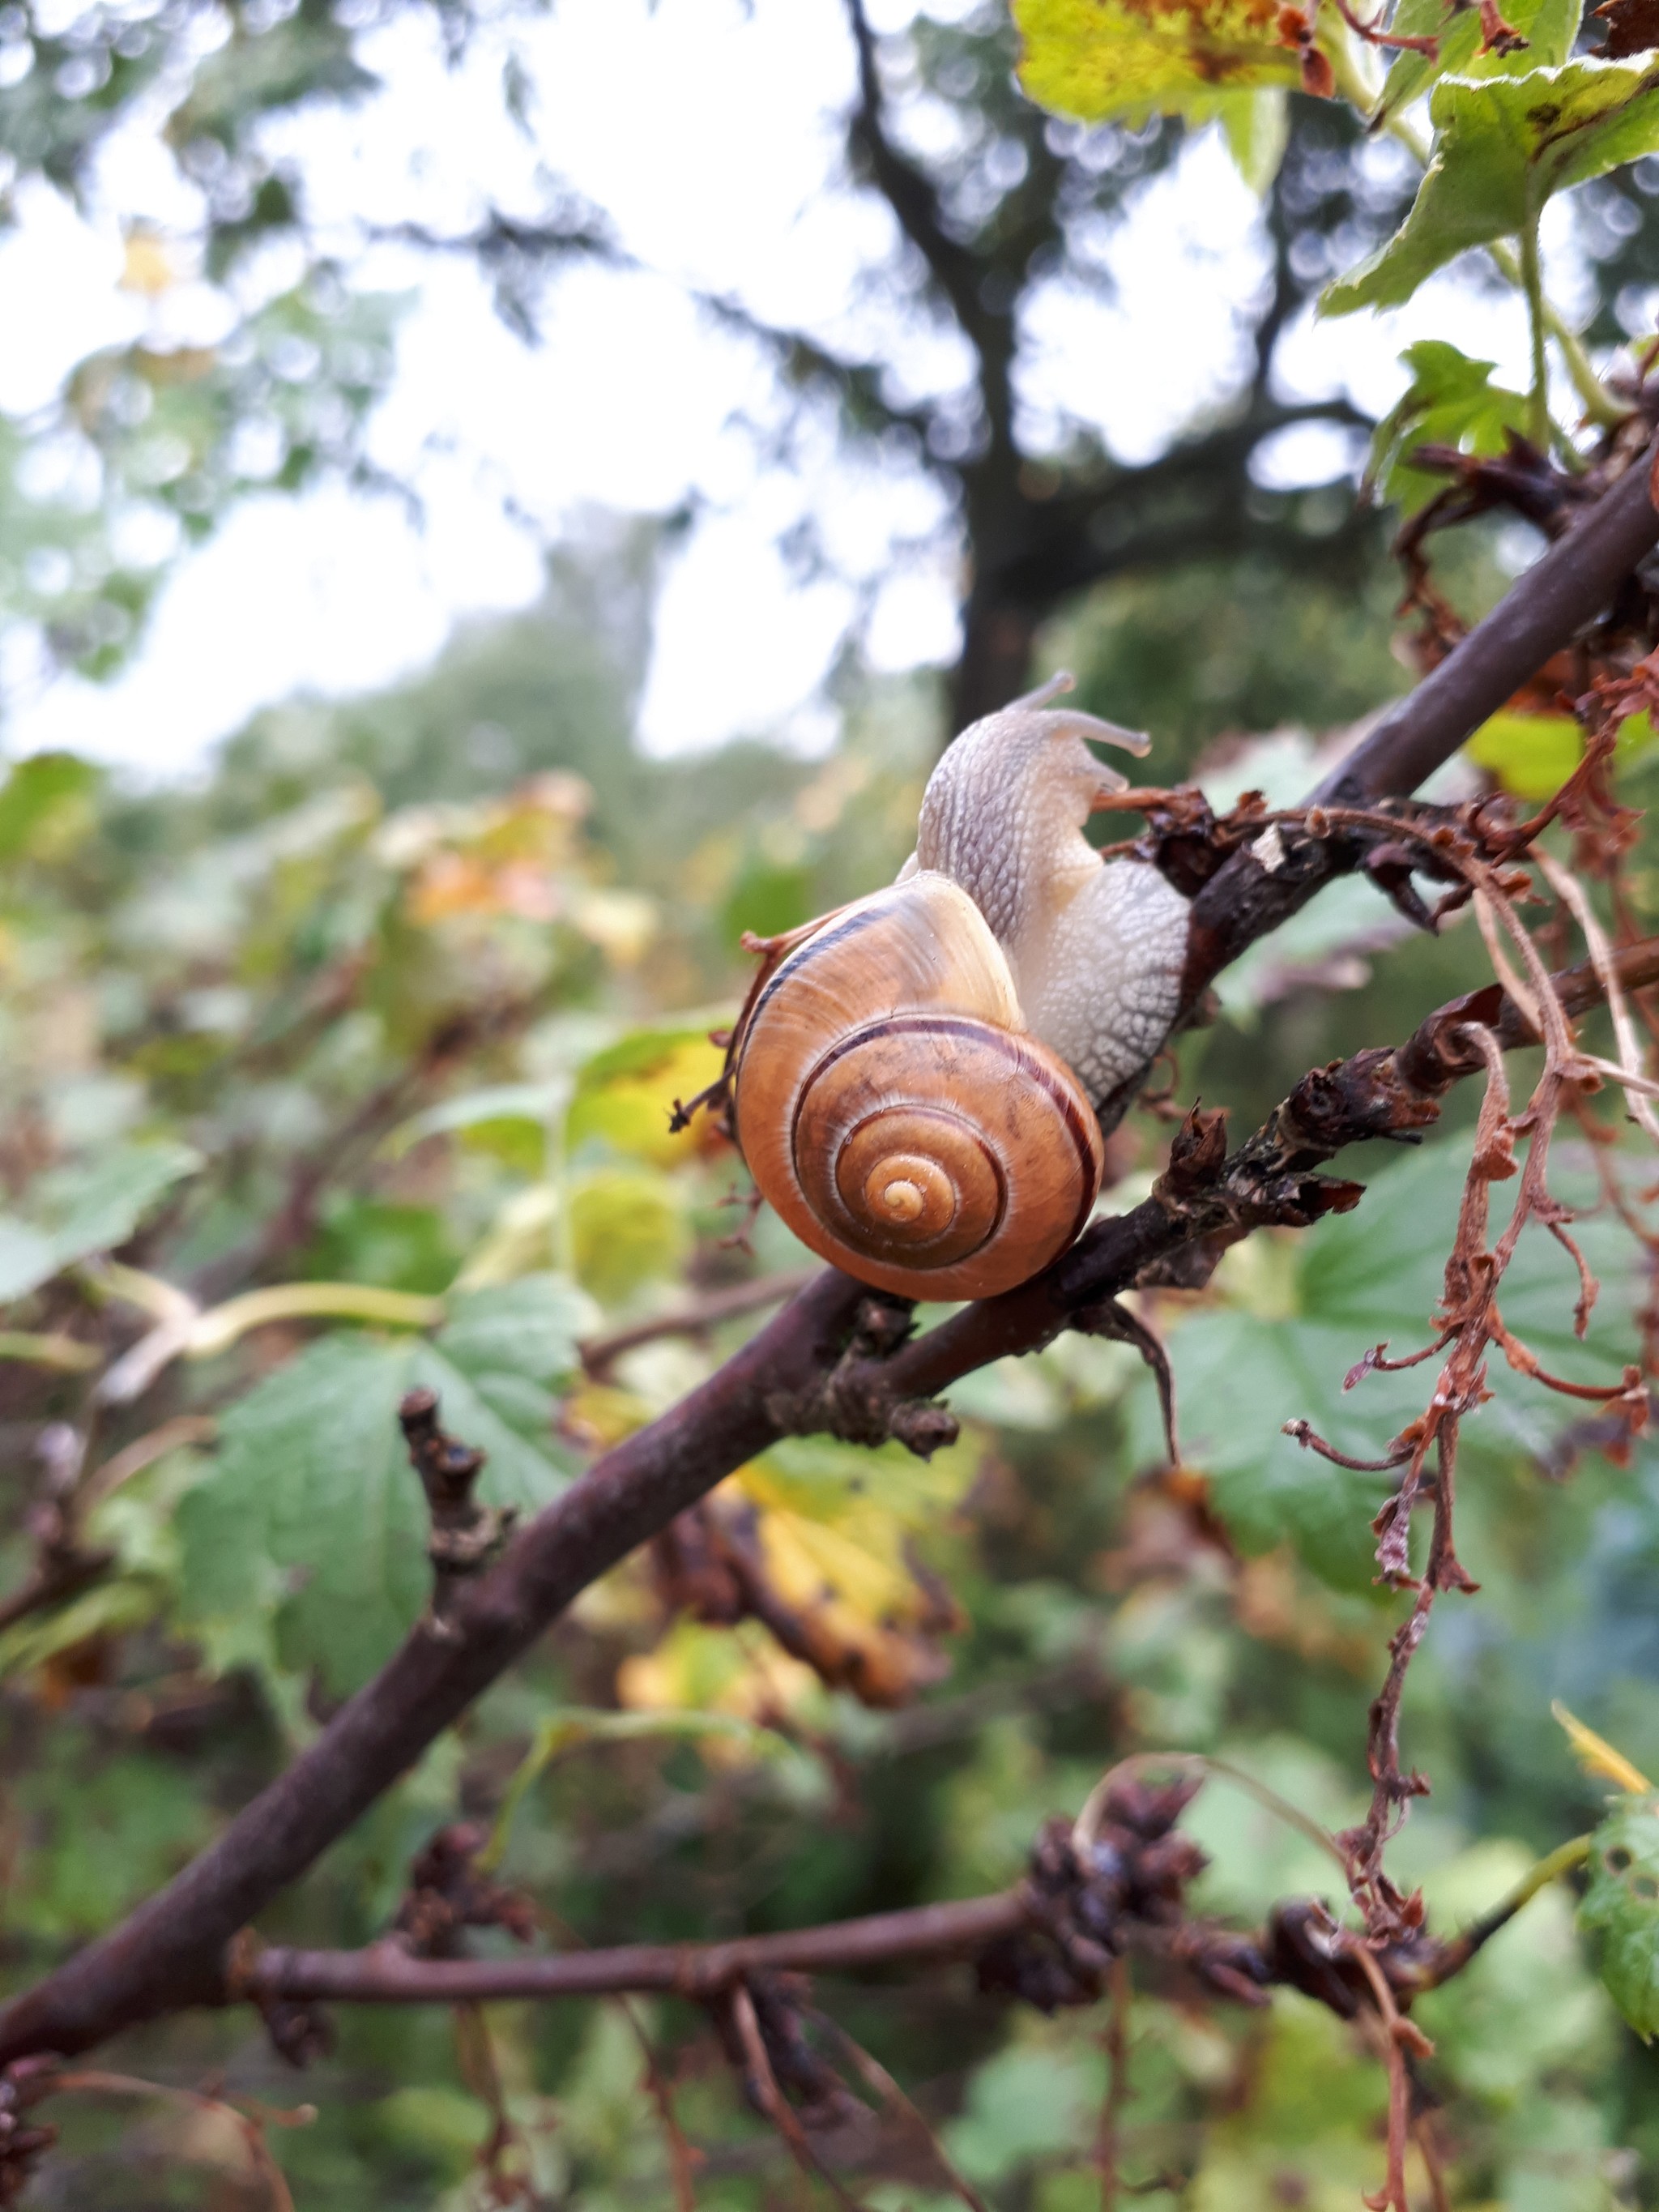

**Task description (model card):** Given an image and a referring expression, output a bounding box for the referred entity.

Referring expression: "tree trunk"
[948,585,1040,734]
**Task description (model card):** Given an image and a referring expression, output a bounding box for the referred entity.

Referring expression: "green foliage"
[1580,1798,1659,2039]
[1051,558,1416,782]
[0,0,424,681]
[0,752,100,860]
[1327,58,1659,318]
[177,1279,586,1693]
[0,1138,201,1301]
[1367,339,1530,514]
[1371,0,1584,128]
[10,1729,213,1940]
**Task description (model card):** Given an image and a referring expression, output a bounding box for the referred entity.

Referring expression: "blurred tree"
[768,3,1401,725]
[6,0,1658,745]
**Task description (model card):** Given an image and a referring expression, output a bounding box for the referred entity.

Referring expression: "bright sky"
[0,0,1570,775]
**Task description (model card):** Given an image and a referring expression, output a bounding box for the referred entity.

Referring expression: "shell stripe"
[790,1011,1099,1270]
[738,900,893,1052]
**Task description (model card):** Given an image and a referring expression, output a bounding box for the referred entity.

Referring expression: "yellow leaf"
[1552,1698,1653,1796]
[616,1616,819,1740]
[754,1504,914,1621]
[1465,713,1583,801]
[559,1379,652,1454]
[566,1026,731,1168]
[1465,708,1659,801]
[1015,0,1299,125]
[569,889,658,967]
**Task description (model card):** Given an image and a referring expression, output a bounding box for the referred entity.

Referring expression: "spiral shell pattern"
[731,877,1105,1302]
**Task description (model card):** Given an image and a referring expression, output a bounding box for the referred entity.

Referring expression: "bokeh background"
[6,0,1659,2203]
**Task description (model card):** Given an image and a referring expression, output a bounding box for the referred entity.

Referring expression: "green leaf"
[415,1275,591,1514]
[946,2044,1098,2184]
[753,1432,981,1532]
[1367,339,1529,514]
[385,1081,565,1156]
[1579,1797,1659,2038]
[1325,57,1659,318]
[1465,711,1583,798]
[175,1277,582,1693]
[177,1331,417,1694]
[0,1140,203,1304]
[1373,0,1583,131]
[1013,0,1299,126]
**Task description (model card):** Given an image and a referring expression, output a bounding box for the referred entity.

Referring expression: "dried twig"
[0,1425,110,1638]
[399,1390,518,1630]
[725,1982,864,2212]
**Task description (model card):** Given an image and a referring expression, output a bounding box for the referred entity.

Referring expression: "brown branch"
[226,1785,1498,2041]
[1175,453,1659,1023]
[238,1894,1027,2006]
[2,460,1656,2072]
[0,1267,872,2065]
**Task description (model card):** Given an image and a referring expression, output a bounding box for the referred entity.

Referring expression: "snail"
[729,676,1192,1302]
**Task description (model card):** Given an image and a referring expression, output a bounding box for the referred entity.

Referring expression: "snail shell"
[731,873,1106,1302]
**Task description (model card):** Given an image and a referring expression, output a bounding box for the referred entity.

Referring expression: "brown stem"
[579,1270,819,1381]
[238,1894,1027,2005]
[726,1981,864,2211]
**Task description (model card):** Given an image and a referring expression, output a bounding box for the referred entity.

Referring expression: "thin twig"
[808,2009,992,2212]
[580,1271,819,1380]
[1535,849,1659,1145]
[1341,1941,1433,2212]
[1097,1956,1132,2212]
[727,1983,864,2212]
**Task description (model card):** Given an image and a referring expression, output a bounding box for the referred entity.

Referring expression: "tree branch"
[239,1894,1027,2007]
[1179,453,1659,1005]
[842,0,1014,447]
[2,459,1653,2071]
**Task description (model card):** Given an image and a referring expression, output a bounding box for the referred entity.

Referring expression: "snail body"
[729,682,1192,1302]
